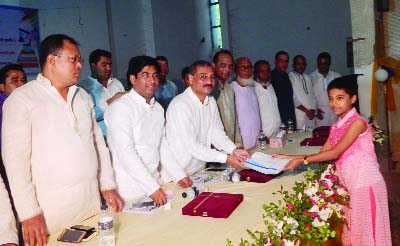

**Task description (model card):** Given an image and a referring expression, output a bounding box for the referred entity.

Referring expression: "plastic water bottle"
[258,130,267,150]
[98,205,115,246]
[287,119,294,134]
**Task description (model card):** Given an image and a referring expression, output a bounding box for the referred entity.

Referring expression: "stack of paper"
[244,152,289,175]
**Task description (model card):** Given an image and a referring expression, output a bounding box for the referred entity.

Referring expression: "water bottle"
[258,130,267,150]
[287,118,294,134]
[279,122,287,132]
[98,205,115,246]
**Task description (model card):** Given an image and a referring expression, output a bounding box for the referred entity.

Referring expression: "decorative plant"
[227,164,350,246]
[368,116,387,146]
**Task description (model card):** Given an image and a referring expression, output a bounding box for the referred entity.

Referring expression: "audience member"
[181,66,190,88]
[154,56,178,109]
[231,57,261,149]
[2,34,123,245]
[271,50,297,129]
[288,55,317,130]
[161,60,249,188]
[0,176,17,246]
[253,60,281,137]
[211,49,241,145]
[105,56,167,205]
[310,52,341,126]
[77,49,126,136]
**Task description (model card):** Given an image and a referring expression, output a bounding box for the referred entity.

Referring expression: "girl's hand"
[283,158,303,171]
[272,153,293,159]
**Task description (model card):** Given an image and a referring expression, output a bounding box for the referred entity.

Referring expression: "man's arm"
[0,176,18,246]
[2,93,48,245]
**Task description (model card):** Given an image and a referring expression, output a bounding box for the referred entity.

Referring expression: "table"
[48,132,320,246]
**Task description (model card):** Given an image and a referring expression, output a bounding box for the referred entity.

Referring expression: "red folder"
[300,137,327,146]
[312,126,330,138]
[238,169,281,183]
[182,192,243,218]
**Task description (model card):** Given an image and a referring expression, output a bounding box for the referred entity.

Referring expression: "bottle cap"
[101,204,108,211]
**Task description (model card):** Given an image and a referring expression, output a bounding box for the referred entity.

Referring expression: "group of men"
[0,33,341,246]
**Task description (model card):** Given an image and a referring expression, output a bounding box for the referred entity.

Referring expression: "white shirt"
[105,89,164,200]
[77,76,125,135]
[161,87,237,182]
[289,71,317,129]
[0,176,17,245]
[310,70,341,126]
[254,81,281,137]
[2,74,116,233]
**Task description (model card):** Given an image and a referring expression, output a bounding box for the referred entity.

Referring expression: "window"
[209,0,223,48]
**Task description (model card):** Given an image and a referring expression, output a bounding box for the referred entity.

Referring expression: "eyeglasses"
[54,54,84,64]
[196,74,216,81]
[239,65,253,71]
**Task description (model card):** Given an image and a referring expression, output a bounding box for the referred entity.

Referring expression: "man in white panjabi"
[105,56,167,205]
[288,55,317,130]
[310,52,341,126]
[0,175,17,246]
[2,34,123,246]
[161,60,249,188]
[253,60,281,138]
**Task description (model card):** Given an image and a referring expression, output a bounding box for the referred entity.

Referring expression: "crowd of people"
[0,33,391,246]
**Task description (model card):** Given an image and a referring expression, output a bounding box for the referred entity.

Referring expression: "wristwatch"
[303,156,309,165]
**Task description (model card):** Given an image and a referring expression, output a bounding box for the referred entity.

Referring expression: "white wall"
[222,0,352,75]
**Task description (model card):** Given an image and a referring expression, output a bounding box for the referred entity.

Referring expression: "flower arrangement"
[227,164,350,246]
[368,116,387,146]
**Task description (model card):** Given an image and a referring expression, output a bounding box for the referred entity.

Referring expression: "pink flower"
[320,181,329,189]
[319,192,326,199]
[327,174,338,183]
[309,212,318,218]
[310,198,317,205]
[287,204,295,210]
[328,196,335,203]
[321,204,327,209]
[305,224,312,230]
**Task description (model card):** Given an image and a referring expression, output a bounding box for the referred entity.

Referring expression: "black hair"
[0,64,26,84]
[89,49,111,65]
[293,55,306,64]
[274,50,289,60]
[126,56,160,90]
[212,49,233,64]
[327,74,361,113]
[253,60,270,77]
[317,52,331,64]
[39,34,79,68]
[188,60,212,75]
[155,56,168,63]
[181,66,190,80]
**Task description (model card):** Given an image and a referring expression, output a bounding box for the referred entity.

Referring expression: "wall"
[221,0,352,75]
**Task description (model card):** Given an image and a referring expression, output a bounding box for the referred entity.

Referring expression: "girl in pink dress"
[275,75,392,245]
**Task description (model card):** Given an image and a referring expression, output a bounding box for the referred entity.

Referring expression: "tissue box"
[182,192,243,218]
[269,130,286,148]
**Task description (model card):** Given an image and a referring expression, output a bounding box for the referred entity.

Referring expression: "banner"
[0,5,40,74]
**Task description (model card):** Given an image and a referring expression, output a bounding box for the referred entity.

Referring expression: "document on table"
[244,152,289,175]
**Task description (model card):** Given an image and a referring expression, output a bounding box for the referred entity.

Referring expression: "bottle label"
[98,218,113,230]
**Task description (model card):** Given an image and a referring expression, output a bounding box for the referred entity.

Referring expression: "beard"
[236,76,255,86]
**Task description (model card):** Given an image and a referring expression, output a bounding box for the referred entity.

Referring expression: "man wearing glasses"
[105,56,168,205]
[210,49,242,146]
[161,60,249,188]
[2,34,123,246]
[231,57,261,150]
[78,49,126,136]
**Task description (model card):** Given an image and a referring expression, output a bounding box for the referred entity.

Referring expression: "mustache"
[203,84,214,88]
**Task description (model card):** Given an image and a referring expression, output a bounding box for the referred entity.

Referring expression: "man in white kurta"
[161,61,249,188]
[310,52,341,126]
[2,35,122,245]
[289,55,317,130]
[253,60,281,138]
[0,175,17,245]
[105,56,167,205]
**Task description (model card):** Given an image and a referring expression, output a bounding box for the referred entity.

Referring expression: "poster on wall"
[0,5,40,74]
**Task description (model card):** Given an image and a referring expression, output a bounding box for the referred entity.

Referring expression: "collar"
[293,71,304,77]
[129,88,156,107]
[256,79,271,89]
[337,108,356,127]
[88,76,115,87]
[187,87,209,106]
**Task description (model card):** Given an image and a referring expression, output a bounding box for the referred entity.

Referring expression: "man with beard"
[2,34,123,246]
[231,57,261,150]
[310,52,341,126]
[105,56,167,205]
[288,55,317,130]
[210,49,241,146]
[154,56,178,110]
[271,51,297,130]
[160,60,249,188]
[253,60,281,138]
[78,49,126,136]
